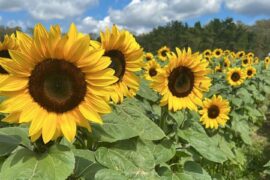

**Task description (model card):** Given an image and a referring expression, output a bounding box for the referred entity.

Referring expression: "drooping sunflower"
[223,50,230,56]
[265,57,270,65]
[145,52,154,61]
[0,23,118,143]
[241,56,251,67]
[157,46,170,61]
[229,52,236,59]
[223,57,231,68]
[247,52,254,59]
[226,67,246,86]
[213,48,223,58]
[203,49,212,57]
[236,51,245,59]
[143,59,161,81]
[151,48,211,112]
[0,34,18,76]
[245,66,256,79]
[99,25,143,103]
[199,95,230,129]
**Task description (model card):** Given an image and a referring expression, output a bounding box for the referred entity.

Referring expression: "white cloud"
[225,0,270,16]
[0,0,98,20]
[78,0,222,34]
[6,20,31,30]
[77,16,114,34]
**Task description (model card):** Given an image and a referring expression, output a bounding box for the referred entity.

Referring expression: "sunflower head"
[145,52,154,61]
[151,47,211,112]
[224,50,230,56]
[143,59,161,81]
[213,48,223,58]
[245,66,256,79]
[214,64,222,72]
[236,51,245,59]
[265,57,270,65]
[0,23,118,143]
[253,57,259,64]
[199,95,230,129]
[226,67,246,86]
[241,56,251,67]
[100,25,143,103]
[247,52,254,59]
[203,49,212,57]
[0,34,18,74]
[223,58,231,68]
[157,46,170,61]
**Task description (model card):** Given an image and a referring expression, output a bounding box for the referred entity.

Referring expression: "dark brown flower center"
[0,50,10,74]
[208,105,220,119]
[247,70,253,76]
[205,52,210,56]
[239,53,244,58]
[105,50,126,81]
[216,51,220,55]
[29,59,87,113]
[149,68,157,77]
[146,56,152,61]
[243,59,248,64]
[161,50,167,57]
[168,66,194,97]
[231,72,240,82]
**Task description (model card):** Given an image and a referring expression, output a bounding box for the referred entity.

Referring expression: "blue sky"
[0,0,270,34]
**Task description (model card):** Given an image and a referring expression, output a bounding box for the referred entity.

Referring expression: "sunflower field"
[0,23,269,180]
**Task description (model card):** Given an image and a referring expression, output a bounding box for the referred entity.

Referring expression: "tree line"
[1,18,270,58]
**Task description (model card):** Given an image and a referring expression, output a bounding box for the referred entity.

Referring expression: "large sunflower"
[199,95,230,129]
[143,59,161,81]
[226,67,246,86]
[213,48,223,58]
[0,34,18,76]
[99,25,143,103]
[245,66,256,79]
[145,52,154,61]
[151,48,211,112]
[157,46,170,61]
[0,24,117,143]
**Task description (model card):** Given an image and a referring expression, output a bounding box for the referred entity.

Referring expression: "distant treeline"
[136,18,270,58]
[1,18,270,58]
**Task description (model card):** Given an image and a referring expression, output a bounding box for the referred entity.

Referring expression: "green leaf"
[172,173,193,180]
[137,79,159,102]
[143,139,176,164]
[0,127,31,156]
[184,161,211,180]
[178,122,228,163]
[231,97,242,107]
[231,119,252,145]
[168,111,185,127]
[0,145,75,180]
[95,169,128,180]
[72,149,103,180]
[92,99,165,142]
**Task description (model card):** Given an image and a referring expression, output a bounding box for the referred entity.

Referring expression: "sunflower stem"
[160,106,168,131]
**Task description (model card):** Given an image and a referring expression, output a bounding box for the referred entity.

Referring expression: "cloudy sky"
[0,0,270,34]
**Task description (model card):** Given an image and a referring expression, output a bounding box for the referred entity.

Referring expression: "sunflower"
[224,50,230,56]
[157,46,170,61]
[0,34,18,76]
[151,48,211,112]
[99,25,143,103]
[145,52,154,61]
[203,49,212,57]
[143,59,161,81]
[199,95,230,129]
[204,56,211,62]
[241,56,251,67]
[213,48,223,58]
[253,57,259,64]
[230,52,236,59]
[223,57,231,68]
[265,57,270,65]
[236,51,245,59]
[247,52,254,59]
[226,67,246,86]
[0,23,118,143]
[214,64,222,72]
[245,66,256,79]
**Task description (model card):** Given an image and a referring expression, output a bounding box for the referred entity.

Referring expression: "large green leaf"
[95,138,159,179]
[92,99,165,142]
[95,169,128,180]
[0,127,31,156]
[178,122,228,163]
[231,119,252,145]
[0,145,75,180]
[137,79,159,102]
[184,161,211,180]
[143,139,176,164]
[72,149,103,180]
